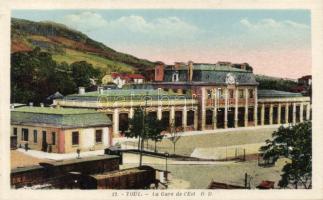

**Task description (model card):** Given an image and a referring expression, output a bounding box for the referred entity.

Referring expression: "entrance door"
[238,107,245,127]
[227,108,235,128]
[42,131,47,152]
[217,108,225,129]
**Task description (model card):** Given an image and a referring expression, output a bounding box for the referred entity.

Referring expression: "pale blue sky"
[12,9,311,78]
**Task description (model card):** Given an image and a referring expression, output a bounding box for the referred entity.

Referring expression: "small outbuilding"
[11,106,112,153]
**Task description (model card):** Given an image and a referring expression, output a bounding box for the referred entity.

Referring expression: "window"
[239,89,244,98]
[95,129,103,143]
[207,89,212,99]
[249,89,254,98]
[72,131,79,145]
[172,72,179,82]
[22,128,29,141]
[13,127,17,136]
[33,130,37,143]
[229,89,234,99]
[218,88,224,99]
[52,132,56,145]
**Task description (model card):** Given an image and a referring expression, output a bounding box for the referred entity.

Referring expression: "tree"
[11,48,79,105]
[146,114,167,152]
[256,77,298,92]
[126,108,147,166]
[260,121,312,189]
[127,108,144,143]
[11,48,58,104]
[168,119,181,154]
[70,61,100,88]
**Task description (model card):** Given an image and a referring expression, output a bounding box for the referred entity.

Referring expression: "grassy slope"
[52,49,135,73]
[11,18,154,73]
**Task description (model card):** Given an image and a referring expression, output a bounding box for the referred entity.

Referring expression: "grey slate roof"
[165,63,247,72]
[258,90,303,98]
[192,71,258,85]
[65,88,192,101]
[163,63,258,85]
[11,106,111,128]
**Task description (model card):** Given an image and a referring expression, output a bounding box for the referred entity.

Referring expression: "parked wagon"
[78,166,156,189]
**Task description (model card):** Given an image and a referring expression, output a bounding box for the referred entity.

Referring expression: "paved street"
[118,126,278,157]
[120,153,287,189]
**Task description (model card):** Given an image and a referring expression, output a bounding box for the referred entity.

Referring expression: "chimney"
[29,102,33,107]
[188,61,194,82]
[241,63,246,70]
[154,62,164,82]
[174,62,185,70]
[97,86,104,94]
[78,87,85,95]
[40,103,44,107]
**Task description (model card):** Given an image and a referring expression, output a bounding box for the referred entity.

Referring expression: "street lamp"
[165,151,169,181]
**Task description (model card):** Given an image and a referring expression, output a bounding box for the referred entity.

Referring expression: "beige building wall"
[102,75,113,85]
[12,125,111,153]
[63,126,110,153]
[13,125,60,152]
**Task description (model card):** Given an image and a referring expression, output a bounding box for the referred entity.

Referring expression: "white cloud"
[240,18,309,30]
[61,12,200,40]
[238,17,310,50]
[63,11,108,32]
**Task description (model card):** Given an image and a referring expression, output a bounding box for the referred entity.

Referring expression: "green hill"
[11,18,154,73]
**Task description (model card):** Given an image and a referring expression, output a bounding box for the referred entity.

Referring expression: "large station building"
[54,61,311,137]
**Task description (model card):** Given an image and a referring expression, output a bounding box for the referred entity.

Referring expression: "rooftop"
[12,106,99,115]
[165,63,250,73]
[65,88,192,101]
[39,154,119,167]
[11,106,111,128]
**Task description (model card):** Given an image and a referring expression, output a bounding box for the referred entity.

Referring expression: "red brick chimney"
[154,61,165,81]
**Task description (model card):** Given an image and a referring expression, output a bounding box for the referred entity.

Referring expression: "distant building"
[11,106,112,153]
[110,73,145,88]
[298,75,312,86]
[101,74,113,85]
[292,75,312,96]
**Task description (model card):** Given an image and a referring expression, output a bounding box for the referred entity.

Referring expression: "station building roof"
[166,63,248,72]
[163,63,258,85]
[11,106,111,128]
[258,90,303,98]
[64,89,192,101]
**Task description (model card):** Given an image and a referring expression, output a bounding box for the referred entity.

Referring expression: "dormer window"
[172,71,179,82]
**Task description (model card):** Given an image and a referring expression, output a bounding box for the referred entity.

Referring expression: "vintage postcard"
[0,0,323,200]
